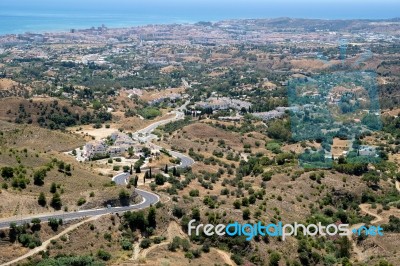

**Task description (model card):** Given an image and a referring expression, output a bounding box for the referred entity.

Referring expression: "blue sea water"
[0,0,399,35]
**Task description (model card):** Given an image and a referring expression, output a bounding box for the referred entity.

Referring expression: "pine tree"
[38,192,46,207]
[164,164,168,174]
[50,182,57,193]
[149,167,152,179]
[50,192,62,210]
[173,167,179,177]
[148,206,157,228]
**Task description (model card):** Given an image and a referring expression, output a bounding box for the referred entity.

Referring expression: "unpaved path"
[1,216,101,266]
[348,223,367,263]
[213,248,236,266]
[359,204,383,224]
[133,221,235,265]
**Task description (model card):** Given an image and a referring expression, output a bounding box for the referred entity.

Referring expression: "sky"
[0,0,399,19]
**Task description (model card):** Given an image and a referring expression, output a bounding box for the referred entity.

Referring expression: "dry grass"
[0,79,17,90]
[0,122,122,218]
[0,220,80,264]
[139,87,185,102]
[332,137,351,158]
[0,121,85,152]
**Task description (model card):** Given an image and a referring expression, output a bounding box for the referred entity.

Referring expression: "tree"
[133,175,138,187]
[189,189,199,197]
[155,174,165,185]
[50,182,57,193]
[336,236,351,258]
[149,167,152,178]
[242,208,251,220]
[65,164,71,173]
[140,238,151,249]
[172,167,179,177]
[164,164,168,174]
[168,236,181,251]
[119,189,130,206]
[33,168,46,186]
[233,200,241,209]
[135,167,141,174]
[192,208,201,221]
[1,167,14,179]
[38,192,46,207]
[58,161,65,172]
[31,218,41,232]
[269,252,281,266]
[50,192,62,210]
[48,218,60,231]
[148,206,157,228]
[362,171,380,187]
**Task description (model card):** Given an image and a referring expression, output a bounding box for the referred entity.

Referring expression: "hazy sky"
[0,0,399,19]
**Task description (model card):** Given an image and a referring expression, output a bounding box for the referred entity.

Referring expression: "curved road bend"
[0,189,159,229]
[135,100,195,170]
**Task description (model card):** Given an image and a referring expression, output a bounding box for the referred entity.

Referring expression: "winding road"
[0,102,195,228]
[0,101,195,266]
[114,101,195,186]
[0,189,159,229]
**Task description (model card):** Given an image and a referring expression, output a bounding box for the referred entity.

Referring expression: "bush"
[231,254,243,265]
[242,208,251,220]
[48,218,60,231]
[168,236,181,251]
[185,251,194,259]
[119,189,130,206]
[77,198,86,206]
[97,249,111,261]
[1,167,14,179]
[38,192,46,207]
[140,238,151,249]
[155,174,165,185]
[269,252,281,266]
[189,189,200,197]
[33,168,46,186]
[50,193,62,210]
[121,239,133,250]
[138,107,162,119]
[172,206,185,218]
[202,243,210,253]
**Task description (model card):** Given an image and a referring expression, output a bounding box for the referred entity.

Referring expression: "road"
[0,102,194,228]
[0,189,159,229]
[131,100,195,170]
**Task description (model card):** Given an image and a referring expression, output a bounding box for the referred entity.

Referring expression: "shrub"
[97,249,111,261]
[38,192,46,207]
[77,198,86,206]
[50,193,62,210]
[121,239,132,250]
[189,189,200,197]
[140,238,151,249]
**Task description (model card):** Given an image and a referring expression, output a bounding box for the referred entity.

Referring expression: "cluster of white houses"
[83,132,136,160]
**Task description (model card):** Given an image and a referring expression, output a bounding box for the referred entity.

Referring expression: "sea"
[0,0,399,35]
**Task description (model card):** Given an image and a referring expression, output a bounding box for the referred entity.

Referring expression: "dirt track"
[2,216,101,266]
[132,221,236,266]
